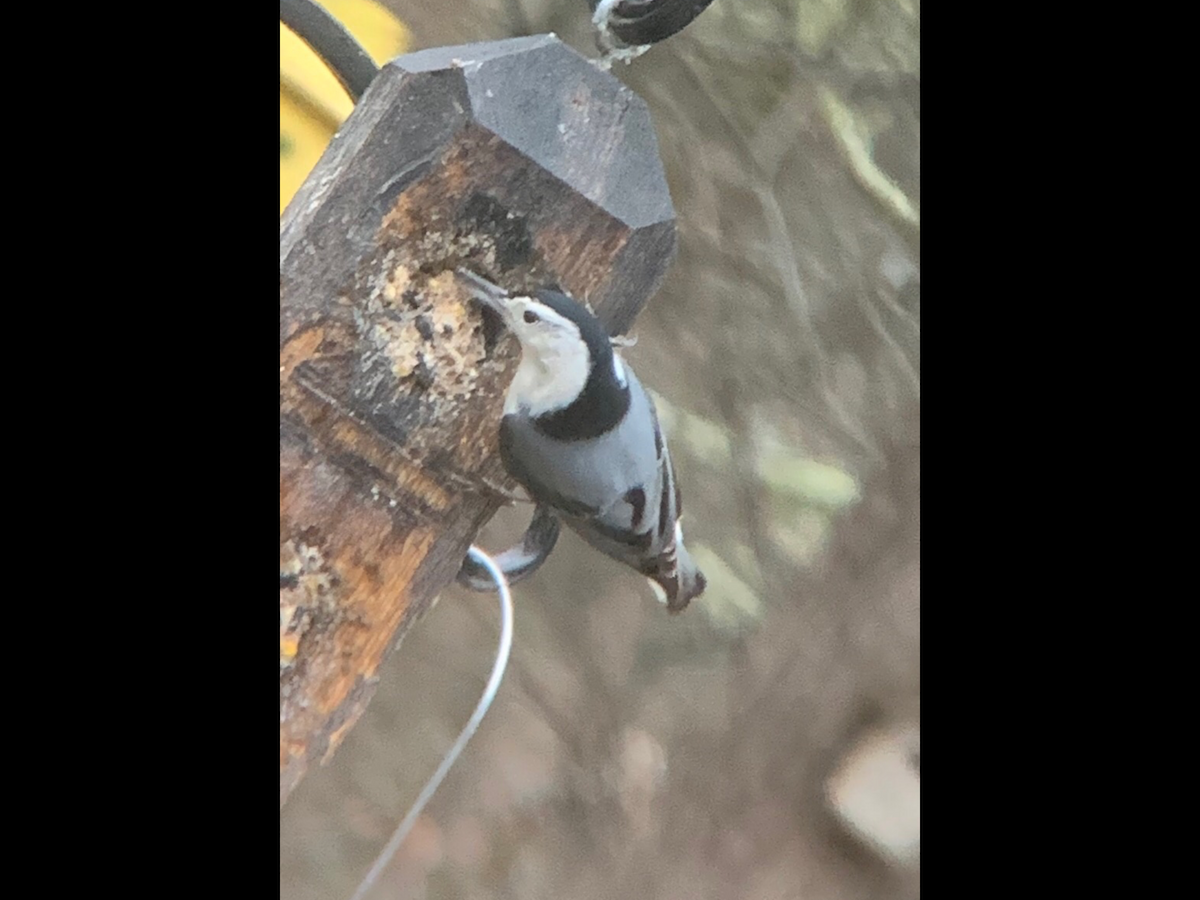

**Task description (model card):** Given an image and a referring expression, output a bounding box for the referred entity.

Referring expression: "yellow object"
[280,0,411,214]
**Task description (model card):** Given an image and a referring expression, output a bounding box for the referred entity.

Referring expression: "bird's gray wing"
[498,417,602,519]
[499,372,701,606]
[498,368,666,535]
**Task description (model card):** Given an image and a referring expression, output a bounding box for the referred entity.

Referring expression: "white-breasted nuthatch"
[457,268,706,612]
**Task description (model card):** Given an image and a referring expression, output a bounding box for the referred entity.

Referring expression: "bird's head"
[458,268,623,417]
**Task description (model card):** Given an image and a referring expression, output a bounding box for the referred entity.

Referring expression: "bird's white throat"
[507,337,592,417]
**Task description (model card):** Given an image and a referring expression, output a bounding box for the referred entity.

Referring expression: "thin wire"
[349,546,514,900]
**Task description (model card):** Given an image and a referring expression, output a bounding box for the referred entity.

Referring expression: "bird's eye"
[523,310,540,324]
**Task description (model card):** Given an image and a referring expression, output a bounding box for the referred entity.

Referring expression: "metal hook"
[591,0,719,57]
[457,504,562,590]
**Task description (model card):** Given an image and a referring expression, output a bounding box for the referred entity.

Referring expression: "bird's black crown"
[527,289,631,441]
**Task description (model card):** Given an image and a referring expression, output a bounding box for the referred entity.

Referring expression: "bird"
[456,268,706,613]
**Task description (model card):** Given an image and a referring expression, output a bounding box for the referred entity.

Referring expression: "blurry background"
[280,1,920,897]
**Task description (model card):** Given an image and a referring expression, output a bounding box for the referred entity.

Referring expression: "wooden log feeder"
[280,34,677,807]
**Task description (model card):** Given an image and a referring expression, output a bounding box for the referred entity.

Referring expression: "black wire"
[279,0,380,102]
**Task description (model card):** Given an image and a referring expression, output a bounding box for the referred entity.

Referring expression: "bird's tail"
[647,522,706,613]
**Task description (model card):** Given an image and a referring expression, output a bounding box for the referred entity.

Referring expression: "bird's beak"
[456,268,512,317]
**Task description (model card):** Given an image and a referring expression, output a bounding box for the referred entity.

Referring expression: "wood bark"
[279,34,676,807]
